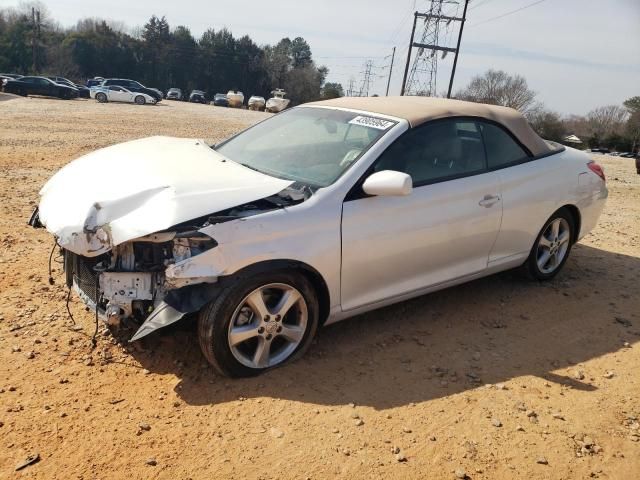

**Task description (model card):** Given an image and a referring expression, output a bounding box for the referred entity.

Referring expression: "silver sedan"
[32,96,607,377]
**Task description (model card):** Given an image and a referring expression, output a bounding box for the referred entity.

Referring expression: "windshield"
[215,107,394,187]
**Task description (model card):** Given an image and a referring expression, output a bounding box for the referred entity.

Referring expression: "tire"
[523,208,575,280]
[198,270,319,377]
[134,95,146,105]
[96,92,107,103]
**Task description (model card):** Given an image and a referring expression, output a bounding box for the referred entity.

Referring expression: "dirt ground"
[0,95,638,480]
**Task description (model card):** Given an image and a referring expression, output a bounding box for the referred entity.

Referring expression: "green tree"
[142,15,171,87]
[321,82,343,99]
[167,25,197,91]
[290,37,311,68]
[623,96,640,152]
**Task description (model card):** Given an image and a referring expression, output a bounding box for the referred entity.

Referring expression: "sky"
[3,0,639,115]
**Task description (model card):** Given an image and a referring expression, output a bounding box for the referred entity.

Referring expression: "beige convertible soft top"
[308,96,552,157]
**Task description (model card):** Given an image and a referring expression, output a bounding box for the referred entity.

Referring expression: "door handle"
[478,194,500,207]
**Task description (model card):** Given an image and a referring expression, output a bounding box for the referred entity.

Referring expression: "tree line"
[2,4,636,150]
[456,69,639,152]
[0,4,343,105]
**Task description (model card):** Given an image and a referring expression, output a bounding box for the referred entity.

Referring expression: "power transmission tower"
[400,0,467,97]
[346,77,356,97]
[357,60,374,97]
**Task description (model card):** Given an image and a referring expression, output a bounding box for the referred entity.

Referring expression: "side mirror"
[362,170,412,197]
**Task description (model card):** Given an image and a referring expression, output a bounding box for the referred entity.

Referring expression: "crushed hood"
[39,136,293,256]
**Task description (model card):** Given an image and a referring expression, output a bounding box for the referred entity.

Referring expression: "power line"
[469,0,501,11]
[468,0,548,28]
[388,1,418,45]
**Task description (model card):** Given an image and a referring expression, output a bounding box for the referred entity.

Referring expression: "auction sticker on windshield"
[348,116,395,130]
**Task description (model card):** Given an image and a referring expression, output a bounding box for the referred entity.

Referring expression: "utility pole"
[447,0,469,98]
[31,7,41,74]
[400,14,418,96]
[385,46,396,96]
[401,1,466,97]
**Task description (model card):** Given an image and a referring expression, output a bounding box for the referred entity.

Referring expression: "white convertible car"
[30,97,607,377]
[90,85,156,105]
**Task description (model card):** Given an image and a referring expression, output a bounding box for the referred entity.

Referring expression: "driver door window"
[374,119,487,185]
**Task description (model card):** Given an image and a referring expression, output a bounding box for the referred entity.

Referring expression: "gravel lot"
[0,95,638,479]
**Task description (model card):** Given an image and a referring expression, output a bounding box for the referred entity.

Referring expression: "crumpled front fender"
[130,283,221,342]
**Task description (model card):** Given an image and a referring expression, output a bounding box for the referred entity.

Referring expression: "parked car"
[248,95,266,111]
[189,90,207,104]
[46,76,91,98]
[86,77,104,88]
[99,78,162,102]
[91,85,156,105]
[1,73,22,88]
[618,152,635,158]
[166,88,183,101]
[3,76,78,99]
[30,96,607,377]
[636,153,640,174]
[213,93,229,107]
[227,90,244,108]
[149,87,164,99]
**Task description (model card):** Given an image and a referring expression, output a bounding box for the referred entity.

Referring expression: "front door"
[36,78,50,95]
[340,119,503,311]
[108,86,130,103]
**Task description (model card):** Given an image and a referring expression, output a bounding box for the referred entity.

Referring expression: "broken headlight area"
[63,234,217,327]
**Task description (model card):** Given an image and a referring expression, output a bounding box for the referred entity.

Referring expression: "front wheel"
[96,92,107,103]
[198,271,319,377]
[134,95,146,105]
[524,208,575,280]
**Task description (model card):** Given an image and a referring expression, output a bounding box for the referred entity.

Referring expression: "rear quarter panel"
[489,147,606,263]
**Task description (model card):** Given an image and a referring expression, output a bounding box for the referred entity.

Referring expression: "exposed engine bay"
[63,233,216,326]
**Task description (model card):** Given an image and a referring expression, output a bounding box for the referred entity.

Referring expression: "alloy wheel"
[536,218,571,274]
[227,283,308,369]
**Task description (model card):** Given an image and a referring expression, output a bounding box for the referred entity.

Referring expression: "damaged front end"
[61,230,218,340]
[31,135,308,341]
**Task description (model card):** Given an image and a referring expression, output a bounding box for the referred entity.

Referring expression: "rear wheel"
[96,92,107,103]
[198,271,319,377]
[134,95,146,105]
[524,208,575,280]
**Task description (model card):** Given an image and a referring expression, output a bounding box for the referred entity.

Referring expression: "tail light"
[587,161,605,182]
